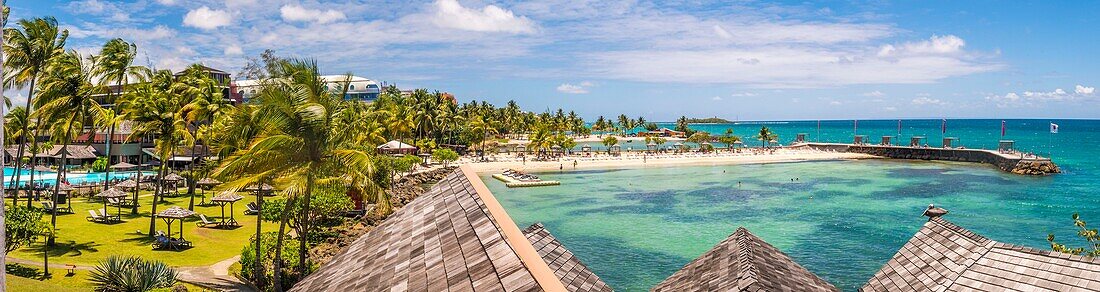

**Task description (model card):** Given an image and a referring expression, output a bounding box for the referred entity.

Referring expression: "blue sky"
[6,0,1099,121]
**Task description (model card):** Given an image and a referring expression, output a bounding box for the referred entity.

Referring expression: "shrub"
[432,148,459,167]
[88,255,177,292]
[6,205,49,252]
[240,232,314,292]
[91,157,109,172]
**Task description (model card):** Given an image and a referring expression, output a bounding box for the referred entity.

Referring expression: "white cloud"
[713,25,732,39]
[884,106,897,111]
[878,35,966,57]
[224,45,244,56]
[730,92,757,97]
[280,5,347,24]
[829,101,842,105]
[156,0,176,5]
[183,6,231,30]
[557,83,589,94]
[862,90,885,97]
[986,85,1096,107]
[711,96,723,101]
[1076,85,1095,95]
[431,0,536,34]
[912,96,946,105]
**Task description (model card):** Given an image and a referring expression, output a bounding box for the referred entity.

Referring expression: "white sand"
[459,149,879,173]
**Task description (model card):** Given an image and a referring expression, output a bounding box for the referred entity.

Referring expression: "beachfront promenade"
[795,142,1060,175]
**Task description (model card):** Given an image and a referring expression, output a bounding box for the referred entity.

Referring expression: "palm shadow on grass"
[29,240,102,258]
[6,263,43,279]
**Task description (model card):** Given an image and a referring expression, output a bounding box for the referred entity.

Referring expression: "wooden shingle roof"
[290,166,581,291]
[862,216,1100,291]
[653,227,839,292]
[522,223,613,292]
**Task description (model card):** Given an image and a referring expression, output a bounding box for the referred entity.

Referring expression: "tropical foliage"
[88,255,178,292]
[1048,213,1100,257]
[5,205,49,253]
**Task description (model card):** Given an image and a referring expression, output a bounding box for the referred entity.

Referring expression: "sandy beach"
[460,148,880,173]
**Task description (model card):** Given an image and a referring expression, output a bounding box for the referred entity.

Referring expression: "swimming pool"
[3,167,157,186]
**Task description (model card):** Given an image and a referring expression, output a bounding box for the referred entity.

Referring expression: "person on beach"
[573,160,578,169]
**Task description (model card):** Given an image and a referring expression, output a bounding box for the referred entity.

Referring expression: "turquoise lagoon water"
[485,119,1100,291]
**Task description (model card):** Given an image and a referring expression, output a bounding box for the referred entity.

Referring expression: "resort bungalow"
[5,145,100,167]
[376,140,417,155]
[640,128,687,138]
[235,75,381,103]
[142,145,211,168]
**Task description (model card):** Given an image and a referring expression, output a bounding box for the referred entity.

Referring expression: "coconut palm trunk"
[103,122,115,191]
[296,176,314,275]
[272,195,298,292]
[49,125,72,247]
[253,183,264,286]
[148,151,168,236]
[26,126,42,208]
[11,77,36,204]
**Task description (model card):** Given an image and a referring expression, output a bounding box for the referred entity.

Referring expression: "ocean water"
[485,119,1100,291]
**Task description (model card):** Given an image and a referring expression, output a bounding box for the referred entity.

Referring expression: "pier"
[795,142,1060,175]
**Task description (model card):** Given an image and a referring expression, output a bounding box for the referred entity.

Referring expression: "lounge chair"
[197,214,218,228]
[244,202,260,215]
[107,198,122,206]
[86,210,105,222]
[41,201,56,212]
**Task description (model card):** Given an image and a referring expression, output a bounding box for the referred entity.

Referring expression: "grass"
[9,188,271,267]
[5,263,211,291]
[5,263,94,292]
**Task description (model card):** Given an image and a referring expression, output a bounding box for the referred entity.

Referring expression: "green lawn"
[5,263,209,292]
[9,188,270,267]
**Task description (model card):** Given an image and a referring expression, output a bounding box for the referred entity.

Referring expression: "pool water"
[3,167,156,186]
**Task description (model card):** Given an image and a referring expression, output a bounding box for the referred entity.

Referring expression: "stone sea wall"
[799,143,1060,175]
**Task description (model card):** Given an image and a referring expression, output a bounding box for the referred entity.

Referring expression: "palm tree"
[601,136,618,154]
[4,106,31,204]
[675,116,690,133]
[755,126,777,148]
[3,16,68,199]
[93,38,142,191]
[214,59,378,288]
[35,50,105,246]
[123,69,192,236]
[617,114,630,136]
[176,64,229,209]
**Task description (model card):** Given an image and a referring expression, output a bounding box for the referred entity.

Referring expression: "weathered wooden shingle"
[653,227,839,292]
[522,223,613,292]
[862,216,1100,291]
[290,169,541,292]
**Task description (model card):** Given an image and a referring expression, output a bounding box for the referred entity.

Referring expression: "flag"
[1050,123,1059,134]
[1001,120,1006,137]
[941,119,947,134]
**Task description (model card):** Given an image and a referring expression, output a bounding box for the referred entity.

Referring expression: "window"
[238,90,244,95]
[350,85,355,90]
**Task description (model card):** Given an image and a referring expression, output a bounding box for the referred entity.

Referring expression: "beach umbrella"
[196,177,221,187]
[156,206,197,245]
[162,173,185,182]
[109,161,138,170]
[116,179,138,189]
[212,193,245,226]
[243,183,275,195]
[95,188,128,220]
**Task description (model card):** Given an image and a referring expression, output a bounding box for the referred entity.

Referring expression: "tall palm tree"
[35,50,105,246]
[755,126,777,148]
[4,106,30,204]
[123,69,192,236]
[176,64,229,209]
[93,38,142,191]
[214,59,378,288]
[3,16,68,199]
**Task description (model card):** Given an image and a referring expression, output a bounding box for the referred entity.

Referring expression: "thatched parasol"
[157,206,196,219]
[162,173,185,182]
[96,188,128,221]
[243,183,274,193]
[33,165,53,172]
[196,177,221,187]
[109,161,138,170]
[116,179,138,189]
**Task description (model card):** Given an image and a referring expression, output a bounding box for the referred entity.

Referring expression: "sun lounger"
[244,202,260,215]
[197,214,218,228]
[41,201,56,212]
[86,210,105,222]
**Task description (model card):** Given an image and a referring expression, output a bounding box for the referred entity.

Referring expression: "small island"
[685,117,733,124]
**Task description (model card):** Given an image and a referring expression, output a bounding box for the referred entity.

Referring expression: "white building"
[234,75,382,102]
